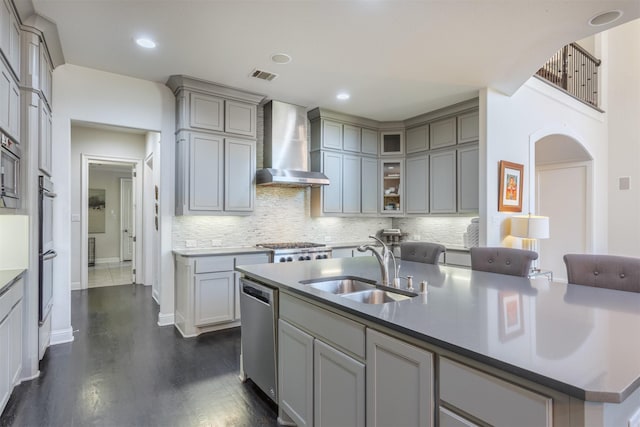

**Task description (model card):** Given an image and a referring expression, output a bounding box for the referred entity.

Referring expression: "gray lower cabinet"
[343,154,361,213]
[174,253,268,337]
[440,358,553,427]
[366,328,434,427]
[278,319,365,427]
[314,339,365,427]
[194,272,234,326]
[430,150,457,213]
[176,131,255,215]
[406,154,429,214]
[0,276,23,414]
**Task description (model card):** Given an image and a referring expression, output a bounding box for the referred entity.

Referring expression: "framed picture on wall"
[498,160,523,212]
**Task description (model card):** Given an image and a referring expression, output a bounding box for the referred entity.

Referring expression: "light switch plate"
[324,236,332,242]
[211,240,222,247]
[185,240,197,248]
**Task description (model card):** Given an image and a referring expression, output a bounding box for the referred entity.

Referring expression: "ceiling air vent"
[250,68,279,82]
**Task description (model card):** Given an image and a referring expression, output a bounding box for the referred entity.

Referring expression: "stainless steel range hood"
[256,100,329,187]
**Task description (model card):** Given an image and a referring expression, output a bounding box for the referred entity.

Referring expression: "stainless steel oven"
[39,175,56,324]
[0,133,20,209]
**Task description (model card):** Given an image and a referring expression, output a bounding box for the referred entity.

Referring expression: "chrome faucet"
[357,235,398,287]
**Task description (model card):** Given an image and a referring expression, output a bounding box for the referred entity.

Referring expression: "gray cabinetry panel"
[342,154,361,213]
[361,157,378,214]
[0,312,9,411]
[193,271,234,326]
[457,111,480,144]
[430,150,457,213]
[189,92,224,132]
[279,319,314,427]
[322,120,342,150]
[440,407,480,427]
[406,124,429,153]
[0,57,18,141]
[440,358,553,427]
[406,154,429,214]
[224,100,256,137]
[366,329,434,427]
[322,151,343,213]
[39,41,53,106]
[314,339,365,427]
[8,299,21,386]
[189,133,224,211]
[0,0,20,78]
[361,128,378,155]
[224,138,255,211]
[430,117,457,149]
[343,124,361,152]
[39,101,52,176]
[380,131,404,155]
[457,146,479,213]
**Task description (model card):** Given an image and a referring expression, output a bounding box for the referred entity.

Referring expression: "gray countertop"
[173,247,272,257]
[236,257,640,404]
[0,269,25,295]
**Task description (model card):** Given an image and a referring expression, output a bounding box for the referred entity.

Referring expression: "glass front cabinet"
[380,158,404,215]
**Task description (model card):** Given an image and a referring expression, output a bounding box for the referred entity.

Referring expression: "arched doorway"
[534,134,593,281]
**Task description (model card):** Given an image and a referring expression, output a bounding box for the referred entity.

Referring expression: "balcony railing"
[536,43,601,108]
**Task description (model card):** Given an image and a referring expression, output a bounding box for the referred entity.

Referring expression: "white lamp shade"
[511,215,550,239]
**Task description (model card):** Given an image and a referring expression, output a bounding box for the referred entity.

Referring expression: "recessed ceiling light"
[271,53,292,64]
[336,93,350,100]
[589,10,622,26]
[136,38,156,49]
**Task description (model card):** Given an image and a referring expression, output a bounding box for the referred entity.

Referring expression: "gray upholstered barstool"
[563,254,640,293]
[470,247,538,277]
[400,242,446,265]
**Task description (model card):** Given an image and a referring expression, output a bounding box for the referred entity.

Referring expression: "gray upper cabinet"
[188,132,224,212]
[406,155,429,214]
[224,138,255,211]
[39,102,52,176]
[430,150,457,213]
[343,124,361,152]
[361,128,378,155]
[457,111,480,144]
[361,157,378,214]
[0,0,20,79]
[406,125,429,154]
[224,99,257,137]
[342,154,361,213]
[0,57,19,141]
[457,146,479,213]
[322,120,343,150]
[321,151,343,213]
[430,117,457,149]
[189,92,224,132]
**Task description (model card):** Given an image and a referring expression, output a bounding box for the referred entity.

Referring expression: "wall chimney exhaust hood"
[256,100,329,187]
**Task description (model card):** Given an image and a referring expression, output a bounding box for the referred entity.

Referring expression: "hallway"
[88,261,133,287]
[1,285,278,427]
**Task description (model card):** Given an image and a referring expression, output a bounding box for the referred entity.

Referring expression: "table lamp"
[511,214,549,272]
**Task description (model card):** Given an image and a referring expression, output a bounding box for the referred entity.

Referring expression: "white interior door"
[536,163,590,281]
[120,177,133,264]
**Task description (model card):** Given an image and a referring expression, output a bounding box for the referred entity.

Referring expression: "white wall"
[52,64,175,344]
[607,19,640,257]
[143,132,161,300]
[481,77,608,257]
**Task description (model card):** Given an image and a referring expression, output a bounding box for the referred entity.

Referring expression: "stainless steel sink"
[341,289,412,304]
[300,277,376,294]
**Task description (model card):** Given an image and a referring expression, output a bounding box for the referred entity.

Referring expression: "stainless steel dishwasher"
[240,278,278,402]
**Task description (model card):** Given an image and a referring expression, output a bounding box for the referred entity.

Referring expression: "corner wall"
[52,64,175,344]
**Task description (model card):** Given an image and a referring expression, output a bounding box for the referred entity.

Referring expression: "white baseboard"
[157,312,174,326]
[50,327,75,345]
[152,289,159,305]
[94,257,121,264]
[71,281,81,291]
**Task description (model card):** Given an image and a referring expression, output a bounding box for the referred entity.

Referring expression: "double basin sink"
[299,276,417,304]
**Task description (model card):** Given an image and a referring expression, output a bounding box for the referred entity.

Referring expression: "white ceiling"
[29,0,640,121]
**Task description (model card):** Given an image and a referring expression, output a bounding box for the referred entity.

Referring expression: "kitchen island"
[236,256,640,427]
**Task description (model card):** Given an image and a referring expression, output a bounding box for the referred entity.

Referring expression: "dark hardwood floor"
[1,284,279,427]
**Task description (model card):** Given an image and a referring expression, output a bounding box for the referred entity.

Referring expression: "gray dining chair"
[563,254,640,293]
[400,242,446,265]
[470,247,538,277]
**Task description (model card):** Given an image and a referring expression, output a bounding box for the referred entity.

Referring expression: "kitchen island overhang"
[236,256,640,405]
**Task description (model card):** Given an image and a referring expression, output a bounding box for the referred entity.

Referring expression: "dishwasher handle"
[241,281,273,305]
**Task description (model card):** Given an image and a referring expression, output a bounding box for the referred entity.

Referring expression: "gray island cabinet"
[236,257,640,427]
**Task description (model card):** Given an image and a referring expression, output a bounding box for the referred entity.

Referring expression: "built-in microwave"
[1,132,20,209]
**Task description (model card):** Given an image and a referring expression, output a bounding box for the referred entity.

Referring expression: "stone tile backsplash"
[393,216,476,247]
[172,186,392,248]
